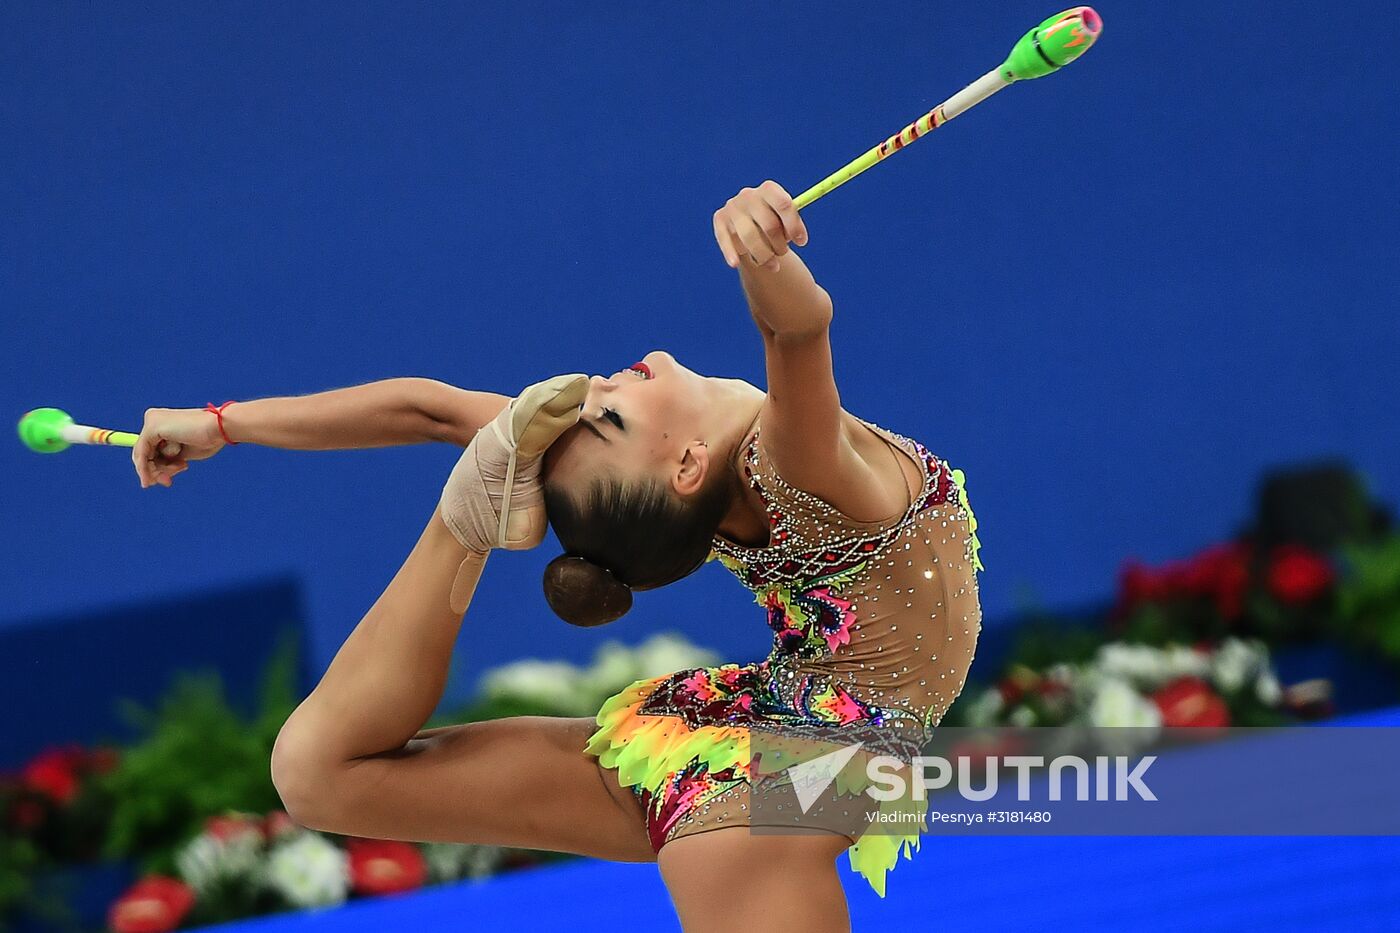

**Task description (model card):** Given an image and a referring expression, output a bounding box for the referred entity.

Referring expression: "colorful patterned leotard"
[584,415,983,896]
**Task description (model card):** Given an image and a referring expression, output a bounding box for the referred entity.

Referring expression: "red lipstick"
[626,361,652,379]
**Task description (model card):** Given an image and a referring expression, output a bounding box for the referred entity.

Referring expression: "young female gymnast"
[132,180,983,930]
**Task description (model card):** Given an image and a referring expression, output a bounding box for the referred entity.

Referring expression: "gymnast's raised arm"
[713,180,904,523]
[130,378,510,488]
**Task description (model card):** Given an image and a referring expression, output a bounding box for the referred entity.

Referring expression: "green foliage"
[0,833,40,931]
[1006,618,1105,670]
[1333,537,1400,663]
[95,632,300,874]
[1227,690,1291,727]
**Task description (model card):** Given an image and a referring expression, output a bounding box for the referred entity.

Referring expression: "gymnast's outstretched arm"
[130,377,509,487]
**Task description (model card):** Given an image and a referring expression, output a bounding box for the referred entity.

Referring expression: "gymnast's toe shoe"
[511,373,589,460]
[438,373,587,553]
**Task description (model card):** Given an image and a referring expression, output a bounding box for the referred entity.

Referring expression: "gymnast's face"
[542,349,718,501]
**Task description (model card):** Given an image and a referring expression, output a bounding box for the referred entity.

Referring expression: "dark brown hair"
[542,468,736,626]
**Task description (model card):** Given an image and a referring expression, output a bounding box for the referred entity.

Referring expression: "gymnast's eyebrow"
[583,419,610,442]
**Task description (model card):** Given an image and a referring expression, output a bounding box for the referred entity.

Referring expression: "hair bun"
[542,555,633,627]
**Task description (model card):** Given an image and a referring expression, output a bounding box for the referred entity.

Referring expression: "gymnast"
[131,180,984,929]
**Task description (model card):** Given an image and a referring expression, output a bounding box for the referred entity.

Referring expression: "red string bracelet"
[204,400,240,445]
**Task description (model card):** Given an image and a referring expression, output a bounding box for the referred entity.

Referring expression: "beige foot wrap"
[438,373,588,554]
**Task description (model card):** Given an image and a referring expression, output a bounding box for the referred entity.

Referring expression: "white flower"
[1044,663,1078,687]
[423,842,505,882]
[1096,644,1166,688]
[583,642,642,697]
[480,660,591,715]
[1162,645,1211,681]
[176,829,263,897]
[1070,663,1103,703]
[1211,638,1267,694]
[632,633,719,679]
[964,688,1004,727]
[1255,670,1283,706]
[264,832,349,908]
[1088,678,1161,729]
[1087,677,1161,755]
[1008,705,1038,728]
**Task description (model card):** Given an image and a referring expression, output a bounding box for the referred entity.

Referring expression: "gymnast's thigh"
[657,824,853,932]
[308,715,654,863]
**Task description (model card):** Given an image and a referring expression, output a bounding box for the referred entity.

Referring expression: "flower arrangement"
[95,647,299,873]
[0,632,721,931]
[93,632,722,930]
[1,742,124,928]
[458,633,720,721]
[1112,539,1338,645]
[2,743,120,863]
[954,637,1288,738]
[104,808,509,931]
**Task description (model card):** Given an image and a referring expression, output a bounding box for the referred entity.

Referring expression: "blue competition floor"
[199,837,1400,932]
[203,709,1400,932]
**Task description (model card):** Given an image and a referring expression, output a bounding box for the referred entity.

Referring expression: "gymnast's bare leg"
[660,828,854,932]
[268,377,653,863]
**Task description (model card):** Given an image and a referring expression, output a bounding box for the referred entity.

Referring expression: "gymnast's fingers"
[155,462,188,488]
[758,180,807,247]
[132,429,156,488]
[718,210,758,269]
[732,211,779,270]
[742,194,790,259]
[713,210,740,268]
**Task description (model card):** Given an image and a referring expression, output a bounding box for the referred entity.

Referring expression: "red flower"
[9,797,46,832]
[996,677,1025,706]
[996,666,1040,707]
[346,839,427,896]
[948,733,1030,776]
[262,809,299,840]
[1207,542,1251,621]
[1153,677,1230,729]
[22,746,81,804]
[1035,678,1071,713]
[107,875,195,933]
[1117,560,1168,610]
[203,812,262,843]
[87,746,121,774]
[1266,545,1334,604]
[1172,556,1211,596]
[1115,542,1253,622]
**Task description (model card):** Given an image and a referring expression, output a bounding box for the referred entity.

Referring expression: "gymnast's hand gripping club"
[793,6,1102,209]
[18,407,178,457]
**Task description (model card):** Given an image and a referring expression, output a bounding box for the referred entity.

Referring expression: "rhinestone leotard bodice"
[704,416,984,741]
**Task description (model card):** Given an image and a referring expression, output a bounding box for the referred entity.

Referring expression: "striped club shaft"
[794,69,1010,209]
[62,423,139,448]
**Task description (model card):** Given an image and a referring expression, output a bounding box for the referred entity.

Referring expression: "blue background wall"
[3,1,1397,712]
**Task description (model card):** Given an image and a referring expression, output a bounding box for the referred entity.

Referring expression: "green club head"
[1001,7,1103,82]
[18,408,75,453]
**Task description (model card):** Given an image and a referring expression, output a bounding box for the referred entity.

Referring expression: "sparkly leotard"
[584,415,983,896]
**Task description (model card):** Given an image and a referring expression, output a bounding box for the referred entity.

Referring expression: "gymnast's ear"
[672,441,710,497]
[542,555,632,627]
